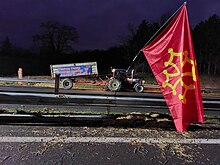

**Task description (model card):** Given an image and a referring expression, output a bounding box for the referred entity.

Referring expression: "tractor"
[107,68,144,93]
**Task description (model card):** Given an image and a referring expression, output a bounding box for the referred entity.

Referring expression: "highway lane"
[0,125,219,164]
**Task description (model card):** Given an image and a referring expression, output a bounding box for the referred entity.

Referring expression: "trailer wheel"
[134,83,144,93]
[61,78,73,90]
[108,79,121,92]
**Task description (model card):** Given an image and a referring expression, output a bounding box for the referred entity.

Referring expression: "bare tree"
[33,21,79,55]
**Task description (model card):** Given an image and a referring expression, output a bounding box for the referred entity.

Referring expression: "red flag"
[142,4,204,132]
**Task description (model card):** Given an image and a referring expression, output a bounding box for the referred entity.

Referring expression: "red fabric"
[142,4,204,132]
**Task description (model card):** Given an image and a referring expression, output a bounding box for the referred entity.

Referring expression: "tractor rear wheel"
[107,79,121,92]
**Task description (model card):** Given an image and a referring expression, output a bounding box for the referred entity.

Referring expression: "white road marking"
[0,137,219,144]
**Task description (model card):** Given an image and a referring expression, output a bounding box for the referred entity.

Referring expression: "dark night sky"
[0,0,219,50]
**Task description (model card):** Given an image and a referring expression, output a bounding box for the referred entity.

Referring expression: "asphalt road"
[0,86,219,164]
[0,123,219,165]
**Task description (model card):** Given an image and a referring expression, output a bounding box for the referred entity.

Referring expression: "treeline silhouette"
[0,15,219,77]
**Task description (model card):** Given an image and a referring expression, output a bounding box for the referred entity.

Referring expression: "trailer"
[50,62,98,89]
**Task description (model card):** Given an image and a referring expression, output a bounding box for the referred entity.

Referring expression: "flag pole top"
[126,1,187,72]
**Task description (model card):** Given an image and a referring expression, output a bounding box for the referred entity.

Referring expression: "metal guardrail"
[0,90,219,113]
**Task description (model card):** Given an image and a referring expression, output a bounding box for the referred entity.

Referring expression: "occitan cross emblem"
[162,48,197,104]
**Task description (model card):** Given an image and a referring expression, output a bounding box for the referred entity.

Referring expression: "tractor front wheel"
[134,83,144,93]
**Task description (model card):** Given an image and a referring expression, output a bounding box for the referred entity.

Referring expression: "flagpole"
[126,2,187,72]
[142,1,186,49]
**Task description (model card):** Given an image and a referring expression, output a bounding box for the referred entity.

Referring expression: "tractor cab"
[112,69,127,80]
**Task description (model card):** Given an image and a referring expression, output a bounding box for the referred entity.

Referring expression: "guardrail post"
[18,68,23,85]
[55,73,60,95]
